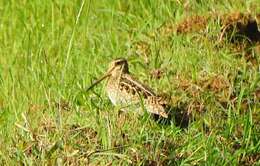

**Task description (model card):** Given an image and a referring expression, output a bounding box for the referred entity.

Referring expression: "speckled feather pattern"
[106,73,168,118]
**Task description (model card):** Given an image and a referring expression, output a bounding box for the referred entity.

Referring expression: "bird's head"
[86,58,129,92]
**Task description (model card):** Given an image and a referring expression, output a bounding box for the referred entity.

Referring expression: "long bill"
[86,72,111,92]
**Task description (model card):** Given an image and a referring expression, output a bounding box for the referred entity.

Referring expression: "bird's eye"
[113,59,126,66]
[113,60,121,65]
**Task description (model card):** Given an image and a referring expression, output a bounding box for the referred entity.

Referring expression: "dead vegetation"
[172,72,231,106]
[132,41,151,64]
[170,67,260,125]
[149,68,165,79]
[131,12,260,71]
[219,12,260,43]
[159,12,259,57]
[156,14,210,37]
[157,12,260,43]
[239,153,260,166]
[176,15,210,34]
[12,118,99,165]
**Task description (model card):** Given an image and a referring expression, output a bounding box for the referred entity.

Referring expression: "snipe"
[86,58,169,118]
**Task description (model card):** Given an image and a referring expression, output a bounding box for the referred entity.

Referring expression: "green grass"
[0,0,260,165]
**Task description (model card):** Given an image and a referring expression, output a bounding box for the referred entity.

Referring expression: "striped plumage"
[87,58,169,118]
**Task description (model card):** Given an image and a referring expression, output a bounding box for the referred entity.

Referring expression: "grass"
[0,0,260,165]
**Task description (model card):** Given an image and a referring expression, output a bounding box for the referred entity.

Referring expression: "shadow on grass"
[152,104,191,129]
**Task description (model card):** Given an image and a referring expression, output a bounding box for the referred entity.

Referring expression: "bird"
[86,58,169,118]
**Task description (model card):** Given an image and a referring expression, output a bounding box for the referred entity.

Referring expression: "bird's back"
[106,73,168,118]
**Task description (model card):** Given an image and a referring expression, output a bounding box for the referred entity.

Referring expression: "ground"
[0,0,260,165]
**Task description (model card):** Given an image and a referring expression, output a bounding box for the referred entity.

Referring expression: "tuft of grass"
[0,0,259,165]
